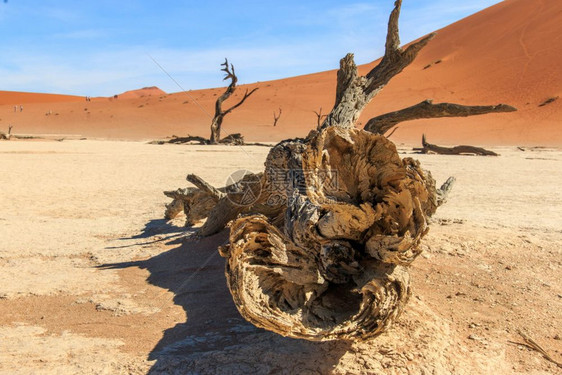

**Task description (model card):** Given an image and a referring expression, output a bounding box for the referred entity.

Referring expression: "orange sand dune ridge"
[1,0,560,146]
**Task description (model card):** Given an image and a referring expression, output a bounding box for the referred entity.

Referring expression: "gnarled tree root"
[219,126,441,341]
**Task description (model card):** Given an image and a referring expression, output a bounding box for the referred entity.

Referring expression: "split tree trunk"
[165,0,515,341]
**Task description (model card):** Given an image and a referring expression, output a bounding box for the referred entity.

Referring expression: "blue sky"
[0,0,502,96]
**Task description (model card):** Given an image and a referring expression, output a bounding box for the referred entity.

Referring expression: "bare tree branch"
[365,99,517,134]
[223,88,259,115]
[385,126,399,139]
[321,0,436,130]
[186,174,224,201]
[313,107,327,129]
[167,135,210,145]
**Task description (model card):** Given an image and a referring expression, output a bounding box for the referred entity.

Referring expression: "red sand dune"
[117,86,167,100]
[1,0,560,145]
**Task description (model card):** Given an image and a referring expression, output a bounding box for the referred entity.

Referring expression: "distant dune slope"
[1,0,560,145]
[0,91,83,105]
[117,86,167,100]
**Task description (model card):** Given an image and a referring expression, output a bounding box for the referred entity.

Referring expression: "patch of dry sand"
[0,324,147,375]
[0,140,560,374]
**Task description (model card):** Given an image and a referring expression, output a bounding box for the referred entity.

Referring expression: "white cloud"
[1,41,339,96]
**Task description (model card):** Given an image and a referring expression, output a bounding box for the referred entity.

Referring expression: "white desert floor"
[0,140,561,374]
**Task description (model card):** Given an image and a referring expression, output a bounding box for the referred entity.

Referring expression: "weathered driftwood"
[168,135,210,145]
[210,59,258,144]
[364,100,517,135]
[169,126,446,341]
[436,176,456,207]
[164,0,515,341]
[220,133,245,145]
[162,133,245,145]
[420,134,499,156]
[187,174,224,200]
[164,172,265,235]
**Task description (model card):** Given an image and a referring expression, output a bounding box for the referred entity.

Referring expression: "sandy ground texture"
[0,139,561,374]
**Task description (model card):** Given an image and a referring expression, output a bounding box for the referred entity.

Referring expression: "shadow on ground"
[100,229,351,374]
[105,219,187,250]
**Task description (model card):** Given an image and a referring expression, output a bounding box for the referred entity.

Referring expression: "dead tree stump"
[221,126,441,340]
[163,0,515,341]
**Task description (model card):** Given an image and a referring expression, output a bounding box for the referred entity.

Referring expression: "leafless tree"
[273,108,282,126]
[209,59,258,144]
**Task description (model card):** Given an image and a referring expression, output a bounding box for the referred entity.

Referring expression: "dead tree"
[0,125,13,140]
[419,134,499,156]
[313,107,327,130]
[273,108,282,126]
[164,0,515,341]
[209,59,258,144]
